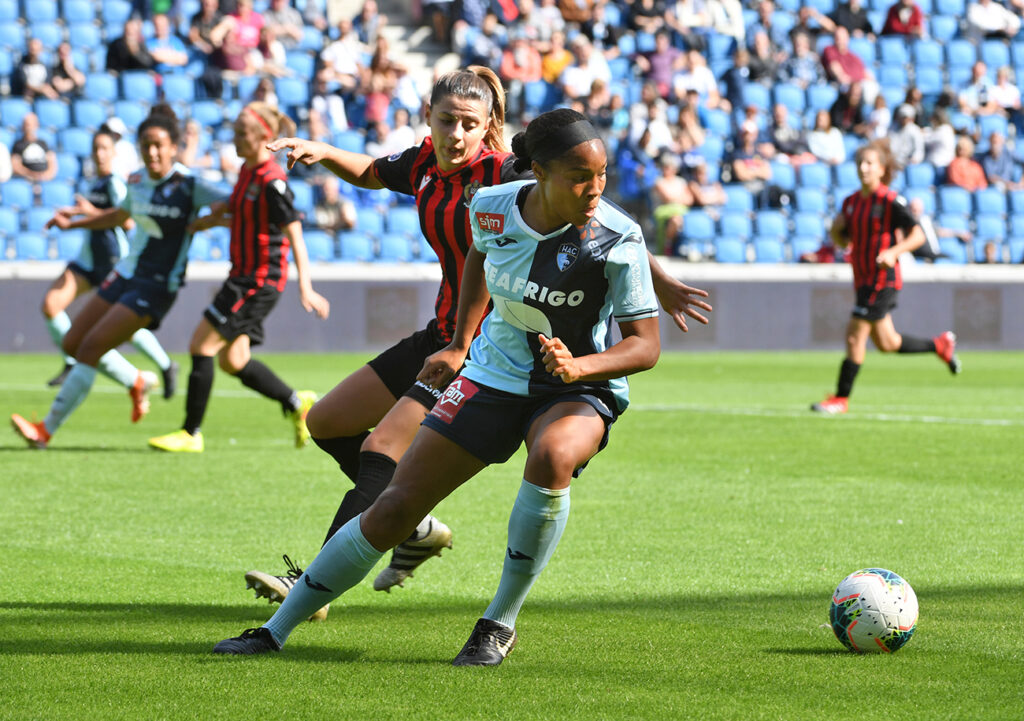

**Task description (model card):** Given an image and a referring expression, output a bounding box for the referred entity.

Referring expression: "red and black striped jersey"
[228,158,299,290]
[839,184,917,291]
[372,137,529,341]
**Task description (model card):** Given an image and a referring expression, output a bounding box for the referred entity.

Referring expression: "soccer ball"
[829,568,918,653]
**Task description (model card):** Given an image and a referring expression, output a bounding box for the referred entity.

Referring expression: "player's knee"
[363,486,421,548]
[217,352,243,375]
[305,398,331,436]
[528,441,583,483]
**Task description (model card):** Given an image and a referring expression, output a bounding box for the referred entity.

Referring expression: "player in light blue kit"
[12,105,226,448]
[213,109,662,667]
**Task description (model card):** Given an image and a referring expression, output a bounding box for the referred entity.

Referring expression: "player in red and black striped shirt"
[247,68,711,610]
[148,103,330,453]
[812,139,961,415]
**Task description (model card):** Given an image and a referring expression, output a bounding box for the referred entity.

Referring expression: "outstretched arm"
[646,250,712,332]
[266,137,383,189]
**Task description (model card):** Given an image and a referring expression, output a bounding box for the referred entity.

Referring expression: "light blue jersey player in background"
[213,109,664,668]
[39,127,178,394]
[12,105,226,448]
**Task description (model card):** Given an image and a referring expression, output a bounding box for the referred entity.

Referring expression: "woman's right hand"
[417,345,469,390]
[266,137,331,170]
[45,211,73,230]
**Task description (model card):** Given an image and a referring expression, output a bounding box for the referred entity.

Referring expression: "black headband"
[531,119,601,165]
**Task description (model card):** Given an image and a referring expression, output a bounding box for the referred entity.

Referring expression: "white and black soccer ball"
[829,568,918,653]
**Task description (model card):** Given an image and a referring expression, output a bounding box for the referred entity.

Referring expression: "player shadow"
[0,446,154,454]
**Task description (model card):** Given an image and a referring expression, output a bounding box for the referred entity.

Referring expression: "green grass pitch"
[1,350,1022,720]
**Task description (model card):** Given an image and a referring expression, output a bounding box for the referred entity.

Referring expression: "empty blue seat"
[1008,236,1024,263]
[2,178,34,209]
[905,163,936,188]
[417,236,438,262]
[0,0,16,22]
[162,73,195,103]
[29,21,63,49]
[378,232,414,262]
[903,188,937,215]
[0,19,26,53]
[16,233,49,260]
[912,39,943,66]
[793,211,825,236]
[946,39,976,68]
[25,206,57,232]
[723,184,754,213]
[289,180,315,217]
[708,34,735,61]
[879,36,910,65]
[187,234,212,261]
[333,129,365,154]
[0,207,19,235]
[608,56,632,82]
[683,210,716,241]
[935,0,965,13]
[59,125,94,157]
[101,0,133,25]
[120,71,158,103]
[795,187,828,213]
[753,237,785,262]
[704,108,731,137]
[714,237,747,263]
[1010,190,1024,214]
[833,162,858,191]
[930,14,958,42]
[64,0,95,23]
[387,205,420,236]
[755,210,787,237]
[849,37,876,65]
[303,230,335,262]
[977,114,1009,141]
[697,136,724,163]
[937,237,968,264]
[773,83,806,114]
[40,181,74,208]
[791,235,822,259]
[72,98,107,128]
[938,213,970,233]
[741,83,771,111]
[799,162,830,189]
[355,206,385,237]
[190,99,223,127]
[981,39,1010,69]
[975,188,1007,215]
[68,24,101,55]
[1,97,32,128]
[285,50,316,79]
[338,231,374,262]
[617,33,637,57]
[976,213,1007,239]
[299,25,324,51]
[35,98,70,129]
[113,100,148,131]
[879,65,909,89]
[719,211,753,239]
[770,162,796,190]
[85,73,118,103]
[275,77,309,108]
[1012,40,1024,67]
[636,32,656,53]
[1010,213,1024,236]
[915,66,944,97]
[939,186,971,214]
[57,229,87,259]
[806,84,838,112]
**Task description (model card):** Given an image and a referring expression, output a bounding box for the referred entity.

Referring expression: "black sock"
[183,355,215,435]
[898,335,936,353]
[322,450,396,546]
[836,358,861,398]
[235,359,295,413]
[312,432,369,481]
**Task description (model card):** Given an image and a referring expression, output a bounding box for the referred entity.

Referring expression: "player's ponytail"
[431,66,508,153]
[244,102,296,140]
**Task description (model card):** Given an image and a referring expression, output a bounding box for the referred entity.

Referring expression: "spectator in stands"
[903,86,927,127]
[320,18,365,95]
[362,35,405,124]
[107,17,156,72]
[560,35,612,102]
[560,0,596,24]
[582,1,623,56]
[881,0,926,37]
[263,0,305,50]
[352,0,387,45]
[790,6,829,45]
[760,103,815,163]
[981,131,1022,189]
[673,98,707,155]
[99,117,140,178]
[946,135,988,191]
[580,78,617,136]
[687,160,727,217]
[709,0,746,40]
[150,13,190,74]
[458,11,508,68]
[779,31,822,89]
[830,80,869,136]
[629,81,674,158]
[824,0,874,38]
[651,152,693,255]
[966,0,1022,40]
[10,112,57,184]
[723,47,753,108]
[12,37,59,100]
[673,49,731,111]
[924,107,957,167]
[225,0,265,52]
[634,30,686,99]
[909,197,971,262]
[889,103,925,166]
[542,29,575,85]
[866,94,892,139]
[50,42,86,98]
[250,76,279,107]
[311,68,349,133]
[748,31,780,84]
[665,0,713,53]
[822,27,877,103]
[251,25,290,77]
[301,0,328,32]
[178,119,221,181]
[726,124,775,208]
[500,30,544,123]
[745,0,788,55]
[210,22,254,75]
[313,175,357,234]
[389,107,417,149]
[627,0,665,35]
[421,0,456,47]
[190,0,224,56]
[959,61,1001,117]
[990,66,1023,133]
[365,120,406,158]
[809,109,847,165]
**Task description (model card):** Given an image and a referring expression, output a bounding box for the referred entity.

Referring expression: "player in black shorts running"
[812,139,961,415]
[148,102,330,454]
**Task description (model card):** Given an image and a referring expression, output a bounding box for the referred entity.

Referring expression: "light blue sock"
[263,516,384,646]
[483,480,571,630]
[131,328,171,371]
[43,364,97,434]
[45,312,75,365]
[96,349,139,388]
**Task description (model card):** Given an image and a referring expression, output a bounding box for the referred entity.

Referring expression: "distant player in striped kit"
[213,109,662,665]
[812,139,961,415]
[148,103,330,454]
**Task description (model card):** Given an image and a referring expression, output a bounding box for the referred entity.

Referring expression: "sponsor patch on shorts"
[429,377,479,424]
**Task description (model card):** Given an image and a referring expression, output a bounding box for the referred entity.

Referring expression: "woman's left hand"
[654,276,712,332]
[876,248,898,268]
[539,334,579,384]
[300,287,331,319]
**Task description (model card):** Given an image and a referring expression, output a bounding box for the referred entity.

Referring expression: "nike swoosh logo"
[304,575,332,593]
[507,548,534,561]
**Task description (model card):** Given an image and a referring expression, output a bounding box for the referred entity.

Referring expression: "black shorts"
[852,286,898,322]
[204,278,282,346]
[97,272,177,330]
[421,376,617,477]
[67,260,114,288]
[367,319,452,410]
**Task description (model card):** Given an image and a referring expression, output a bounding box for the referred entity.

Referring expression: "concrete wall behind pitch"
[1,262,1021,354]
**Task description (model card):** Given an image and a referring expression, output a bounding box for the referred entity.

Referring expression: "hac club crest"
[557,243,579,271]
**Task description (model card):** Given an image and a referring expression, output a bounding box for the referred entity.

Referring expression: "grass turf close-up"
[1,350,1022,720]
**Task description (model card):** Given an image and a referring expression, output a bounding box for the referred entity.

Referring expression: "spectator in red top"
[822,26,879,104]
[881,0,925,36]
[500,31,543,123]
[946,135,988,191]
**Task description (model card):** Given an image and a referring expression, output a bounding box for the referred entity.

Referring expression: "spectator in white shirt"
[966,0,1022,40]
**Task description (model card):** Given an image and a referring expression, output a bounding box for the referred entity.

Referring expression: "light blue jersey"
[74,174,129,274]
[114,162,226,291]
[464,181,658,411]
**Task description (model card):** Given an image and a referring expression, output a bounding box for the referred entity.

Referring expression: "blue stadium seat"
[72,98,107,129]
[794,211,825,237]
[805,0,835,12]
[333,129,365,154]
[2,178,34,209]
[938,213,970,233]
[939,186,971,214]
[771,10,797,36]
[523,80,558,116]
[912,39,943,66]
[795,187,827,213]
[697,136,724,163]
[1,97,32,128]
[1010,190,1024,214]
[1011,214,1024,237]
[905,163,936,188]
[799,162,830,189]
[338,230,374,261]
[608,56,632,82]
[723,184,754,213]
[355,206,385,237]
[770,162,796,191]
[981,39,1010,69]
[719,211,753,239]
[683,210,716,242]
[880,65,909,89]
[879,37,910,65]
[15,233,49,260]
[976,213,1007,239]
[930,14,958,42]
[162,73,196,103]
[741,83,771,111]
[617,33,637,57]
[101,0,133,25]
[753,236,785,262]
[1008,237,1024,263]
[0,49,10,77]
[915,67,944,98]
[113,100,148,131]
[970,237,1000,262]
[387,205,420,236]
[299,25,324,51]
[190,99,224,127]
[708,34,735,61]
[849,37,876,65]
[25,1,59,22]
[359,187,393,209]
[120,71,158,103]
[40,180,74,208]
[714,236,747,263]
[275,77,309,108]
[25,206,56,232]
[806,84,838,112]
[975,188,1007,215]
[29,22,63,49]
[378,232,414,262]
[289,180,315,218]
[946,39,977,69]
[791,235,822,259]
[416,235,438,262]
[187,234,212,261]
[636,32,656,53]
[64,0,96,23]
[704,108,732,137]
[303,230,335,262]
[756,210,787,238]
[0,0,16,22]
[0,207,19,235]
[0,20,26,53]
[285,50,316,79]
[1012,41,1024,67]
[773,83,805,114]
[56,229,87,260]
[84,73,118,103]
[903,188,937,215]
[977,114,1009,141]
[35,98,70,129]
[937,237,968,264]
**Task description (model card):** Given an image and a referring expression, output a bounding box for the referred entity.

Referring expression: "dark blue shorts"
[97,272,178,330]
[852,286,898,322]
[367,319,451,410]
[67,261,114,288]
[421,376,618,477]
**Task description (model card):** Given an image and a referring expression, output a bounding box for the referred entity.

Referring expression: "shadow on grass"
[0,446,154,454]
